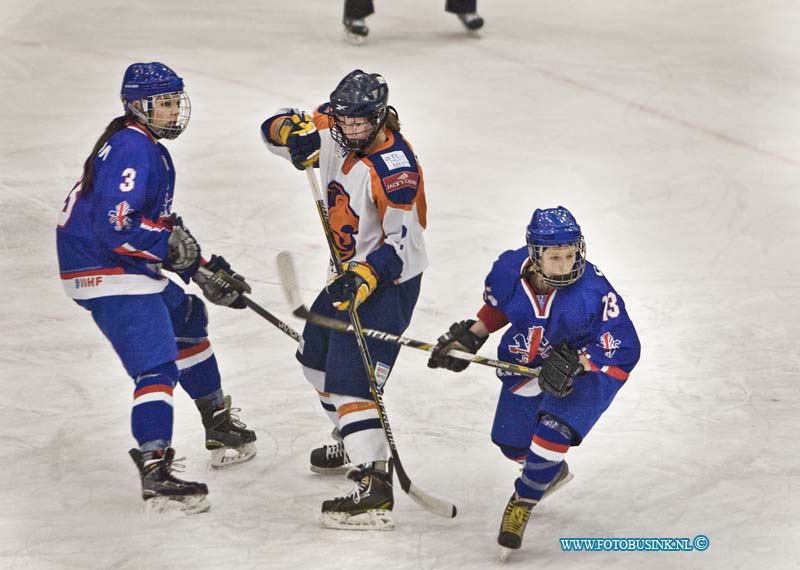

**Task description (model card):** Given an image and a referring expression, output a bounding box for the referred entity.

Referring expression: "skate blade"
[499,546,515,562]
[310,463,351,475]
[541,472,574,501]
[144,494,210,515]
[321,509,394,531]
[210,442,257,469]
[343,31,366,46]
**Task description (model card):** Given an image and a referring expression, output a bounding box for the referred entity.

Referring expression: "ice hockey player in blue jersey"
[427,206,640,558]
[56,62,257,514]
[261,70,428,529]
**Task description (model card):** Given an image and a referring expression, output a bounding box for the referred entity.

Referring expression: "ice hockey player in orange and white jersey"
[260,69,427,530]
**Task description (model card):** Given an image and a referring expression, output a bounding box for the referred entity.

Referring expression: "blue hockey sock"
[131,361,177,447]
[176,339,222,400]
[515,423,571,500]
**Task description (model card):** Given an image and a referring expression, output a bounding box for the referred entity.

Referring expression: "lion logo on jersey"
[327,181,360,261]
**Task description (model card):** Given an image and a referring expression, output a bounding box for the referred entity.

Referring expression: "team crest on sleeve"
[327,181,360,261]
[508,326,550,364]
[381,150,411,170]
[599,331,621,358]
[108,201,133,231]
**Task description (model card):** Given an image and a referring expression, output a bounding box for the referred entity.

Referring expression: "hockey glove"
[193,255,251,309]
[327,262,378,311]
[538,342,583,398]
[427,319,488,372]
[165,217,201,273]
[278,112,321,170]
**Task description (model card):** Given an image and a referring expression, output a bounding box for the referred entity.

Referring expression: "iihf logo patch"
[600,331,621,358]
[108,201,133,231]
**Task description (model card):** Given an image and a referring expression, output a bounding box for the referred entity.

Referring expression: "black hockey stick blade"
[410,483,457,518]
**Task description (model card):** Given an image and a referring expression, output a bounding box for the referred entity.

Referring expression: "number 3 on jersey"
[119,167,137,192]
[602,292,620,321]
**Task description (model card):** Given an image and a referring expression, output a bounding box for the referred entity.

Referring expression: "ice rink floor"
[1,1,798,568]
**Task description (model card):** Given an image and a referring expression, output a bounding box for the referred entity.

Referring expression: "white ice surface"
[1,1,799,568]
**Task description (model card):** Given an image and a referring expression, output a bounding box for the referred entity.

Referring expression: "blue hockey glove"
[193,255,251,309]
[278,112,321,170]
[427,319,487,372]
[327,262,378,311]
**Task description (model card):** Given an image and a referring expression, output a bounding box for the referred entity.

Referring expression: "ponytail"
[79,116,129,195]
[385,106,401,132]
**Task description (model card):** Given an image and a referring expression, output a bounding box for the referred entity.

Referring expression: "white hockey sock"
[329,393,388,466]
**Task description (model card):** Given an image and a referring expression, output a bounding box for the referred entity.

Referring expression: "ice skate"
[343,18,368,45]
[497,492,537,561]
[457,12,484,32]
[321,461,394,530]
[310,427,351,474]
[129,447,210,515]
[196,394,257,469]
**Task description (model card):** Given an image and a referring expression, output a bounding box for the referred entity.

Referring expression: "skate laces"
[160,454,189,479]
[143,451,188,480]
[337,468,371,504]
[502,501,532,535]
[214,403,248,431]
[227,407,248,430]
[326,441,346,461]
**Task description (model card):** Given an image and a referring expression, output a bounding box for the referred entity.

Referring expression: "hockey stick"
[277,258,541,379]
[194,266,301,343]
[299,167,457,518]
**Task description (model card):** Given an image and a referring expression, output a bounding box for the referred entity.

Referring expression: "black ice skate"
[129,447,210,514]
[343,18,369,45]
[457,12,484,31]
[321,461,394,530]
[196,394,257,469]
[310,427,351,474]
[497,493,537,561]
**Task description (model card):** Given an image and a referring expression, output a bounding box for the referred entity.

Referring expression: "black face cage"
[128,90,191,140]
[330,108,387,152]
[528,237,587,288]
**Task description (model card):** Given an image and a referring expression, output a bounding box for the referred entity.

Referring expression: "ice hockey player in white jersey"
[261,70,427,529]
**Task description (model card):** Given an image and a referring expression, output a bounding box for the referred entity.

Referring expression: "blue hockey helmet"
[120,62,190,140]
[329,69,389,151]
[526,206,586,287]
